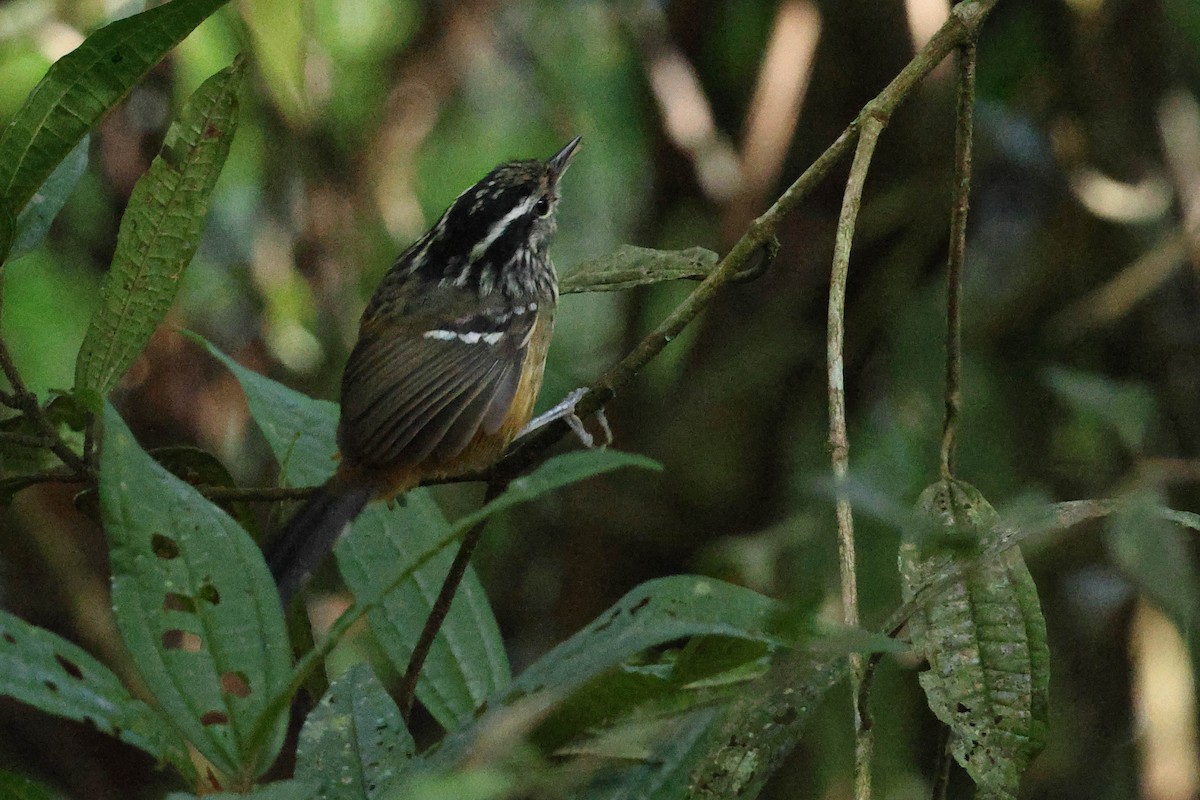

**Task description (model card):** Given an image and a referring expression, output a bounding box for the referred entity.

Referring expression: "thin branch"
[939,40,977,480]
[197,484,319,503]
[0,337,89,477]
[829,112,887,800]
[0,431,60,449]
[494,0,1001,482]
[0,278,91,477]
[397,476,509,722]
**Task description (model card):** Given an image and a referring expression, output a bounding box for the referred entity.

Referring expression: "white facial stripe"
[423,329,505,345]
[469,194,538,263]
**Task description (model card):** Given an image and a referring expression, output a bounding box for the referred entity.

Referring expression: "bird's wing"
[338,305,538,469]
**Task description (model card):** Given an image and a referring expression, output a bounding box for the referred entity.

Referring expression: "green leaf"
[99,403,291,778]
[75,58,243,396]
[1106,491,1200,636]
[687,649,848,798]
[1044,367,1155,452]
[0,203,13,265]
[431,575,781,768]
[336,497,513,730]
[165,780,319,800]
[0,0,230,218]
[296,664,415,799]
[504,576,775,704]
[387,770,515,800]
[195,335,512,729]
[900,479,1050,799]
[444,449,662,541]
[571,706,725,800]
[532,635,771,755]
[0,608,193,780]
[560,246,720,294]
[9,136,89,262]
[0,770,58,800]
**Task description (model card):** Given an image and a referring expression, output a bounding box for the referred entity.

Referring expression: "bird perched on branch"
[266,137,582,602]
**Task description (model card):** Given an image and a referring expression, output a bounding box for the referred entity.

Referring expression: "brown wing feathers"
[337,309,535,472]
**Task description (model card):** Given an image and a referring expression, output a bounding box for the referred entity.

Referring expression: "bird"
[265,136,581,603]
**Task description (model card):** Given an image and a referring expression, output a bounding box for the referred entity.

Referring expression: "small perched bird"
[266,137,581,602]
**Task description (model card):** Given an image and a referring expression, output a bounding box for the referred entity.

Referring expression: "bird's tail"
[265,480,373,604]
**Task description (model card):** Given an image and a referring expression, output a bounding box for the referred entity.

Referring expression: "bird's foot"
[520,387,611,448]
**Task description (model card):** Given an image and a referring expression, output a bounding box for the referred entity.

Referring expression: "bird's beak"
[547,136,582,178]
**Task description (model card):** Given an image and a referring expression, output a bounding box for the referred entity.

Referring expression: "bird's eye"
[534,196,551,217]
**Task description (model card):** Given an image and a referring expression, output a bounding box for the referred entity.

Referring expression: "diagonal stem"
[397,476,509,722]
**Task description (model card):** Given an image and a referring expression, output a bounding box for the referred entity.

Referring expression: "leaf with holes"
[196,335,513,729]
[0,609,193,781]
[9,136,89,262]
[560,245,720,294]
[99,403,291,779]
[0,0,229,220]
[900,479,1049,799]
[75,58,243,396]
[296,664,415,799]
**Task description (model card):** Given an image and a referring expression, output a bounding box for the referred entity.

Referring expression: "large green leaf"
[165,780,319,800]
[8,136,89,262]
[99,403,291,778]
[430,575,781,773]
[0,203,13,265]
[75,58,243,396]
[296,664,415,799]
[506,576,777,703]
[196,336,512,728]
[335,497,513,729]
[0,608,192,780]
[900,479,1050,799]
[0,0,229,219]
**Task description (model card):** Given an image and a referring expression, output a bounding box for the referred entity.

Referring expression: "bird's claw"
[520,387,612,449]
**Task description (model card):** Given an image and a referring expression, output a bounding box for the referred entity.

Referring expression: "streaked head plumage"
[407,137,580,300]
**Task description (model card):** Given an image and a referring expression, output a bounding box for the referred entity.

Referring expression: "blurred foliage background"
[1,0,1199,798]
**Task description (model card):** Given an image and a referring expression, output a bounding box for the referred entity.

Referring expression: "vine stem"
[939,38,977,480]
[828,111,887,800]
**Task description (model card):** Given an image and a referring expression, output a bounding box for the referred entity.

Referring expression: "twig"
[0,431,60,449]
[939,40,976,480]
[0,337,89,477]
[494,0,1001,483]
[196,484,319,502]
[397,476,509,722]
[829,112,887,800]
